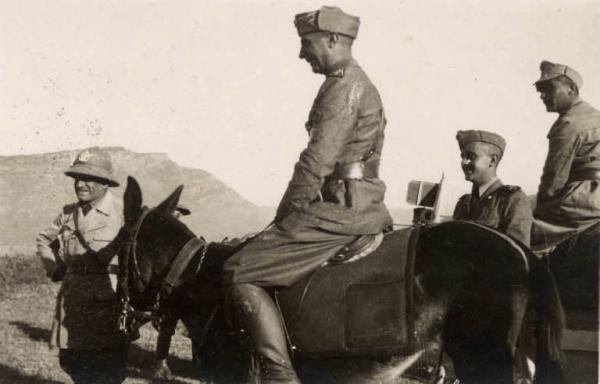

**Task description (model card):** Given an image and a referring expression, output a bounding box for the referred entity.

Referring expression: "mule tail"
[528,254,565,383]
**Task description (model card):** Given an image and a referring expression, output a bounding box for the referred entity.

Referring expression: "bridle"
[117,206,208,335]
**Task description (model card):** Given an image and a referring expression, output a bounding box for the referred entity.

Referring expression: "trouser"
[59,346,129,384]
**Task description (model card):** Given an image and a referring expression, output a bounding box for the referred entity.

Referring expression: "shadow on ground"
[10,320,201,383]
[127,343,199,383]
[10,321,51,343]
[0,363,62,384]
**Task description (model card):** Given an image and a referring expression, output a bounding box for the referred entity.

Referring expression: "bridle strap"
[129,206,152,291]
[161,236,207,292]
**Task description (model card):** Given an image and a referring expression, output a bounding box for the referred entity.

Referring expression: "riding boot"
[226,283,300,384]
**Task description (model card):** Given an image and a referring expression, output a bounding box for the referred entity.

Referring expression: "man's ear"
[327,33,339,48]
[489,153,500,168]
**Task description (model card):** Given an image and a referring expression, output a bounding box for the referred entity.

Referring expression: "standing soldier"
[453,130,533,246]
[37,147,129,384]
[222,6,393,383]
[532,61,600,252]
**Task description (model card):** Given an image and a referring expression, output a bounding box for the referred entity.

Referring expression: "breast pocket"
[59,225,78,256]
[91,226,119,251]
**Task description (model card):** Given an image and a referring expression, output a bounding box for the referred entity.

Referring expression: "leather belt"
[568,169,600,183]
[66,263,119,275]
[331,160,379,180]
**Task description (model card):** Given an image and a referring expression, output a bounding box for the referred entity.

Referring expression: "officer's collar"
[90,190,113,216]
[326,58,358,78]
[478,177,500,198]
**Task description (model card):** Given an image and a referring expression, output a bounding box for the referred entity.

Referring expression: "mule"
[115,177,565,384]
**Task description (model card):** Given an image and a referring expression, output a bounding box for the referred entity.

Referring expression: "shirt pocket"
[91,226,119,251]
[59,224,78,256]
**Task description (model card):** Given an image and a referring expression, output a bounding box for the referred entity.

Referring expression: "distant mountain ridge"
[0,147,272,245]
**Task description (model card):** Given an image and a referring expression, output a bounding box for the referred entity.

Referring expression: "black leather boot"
[227,284,300,384]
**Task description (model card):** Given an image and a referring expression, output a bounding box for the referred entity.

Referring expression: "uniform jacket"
[453,179,533,246]
[535,100,600,228]
[275,59,393,235]
[36,191,126,349]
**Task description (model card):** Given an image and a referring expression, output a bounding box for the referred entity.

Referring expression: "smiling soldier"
[531,61,600,252]
[36,147,129,384]
[222,6,392,383]
[453,130,533,246]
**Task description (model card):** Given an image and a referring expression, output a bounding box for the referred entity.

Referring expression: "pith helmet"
[64,147,119,187]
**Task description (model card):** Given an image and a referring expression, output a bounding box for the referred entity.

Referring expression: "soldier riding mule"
[112,177,565,384]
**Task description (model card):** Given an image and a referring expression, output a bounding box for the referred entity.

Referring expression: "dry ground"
[1,254,596,384]
[0,254,200,384]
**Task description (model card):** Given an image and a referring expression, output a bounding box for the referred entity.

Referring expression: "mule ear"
[156,185,184,214]
[124,176,143,222]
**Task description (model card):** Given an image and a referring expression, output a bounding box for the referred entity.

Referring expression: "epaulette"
[62,202,79,215]
[498,185,521,194]
[327,67,345,78]
[457,194,471,204]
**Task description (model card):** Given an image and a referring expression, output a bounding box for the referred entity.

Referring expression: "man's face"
[460,142,496,185]
[73,176,108,203]
[536,78,574,113]
[299,33,330,74]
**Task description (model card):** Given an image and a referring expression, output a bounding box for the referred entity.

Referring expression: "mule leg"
[509,286,534,384]
[446,337,513,384]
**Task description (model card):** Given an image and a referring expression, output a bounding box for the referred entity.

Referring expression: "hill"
[0,147,272,245]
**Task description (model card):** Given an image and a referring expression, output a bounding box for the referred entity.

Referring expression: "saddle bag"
[276,227,419,358]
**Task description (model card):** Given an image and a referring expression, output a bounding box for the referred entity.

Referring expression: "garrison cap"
[456,130,506,155]
[65,147,119,187]
[294,6,360,39]
[534,60,583,89]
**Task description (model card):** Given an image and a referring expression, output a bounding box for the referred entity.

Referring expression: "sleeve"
[275,79,361,222]
[502,191,533,247]
[536,121,581,207]
[36,212,65,277]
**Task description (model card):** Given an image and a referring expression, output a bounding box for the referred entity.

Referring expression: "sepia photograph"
[0,1,598,383]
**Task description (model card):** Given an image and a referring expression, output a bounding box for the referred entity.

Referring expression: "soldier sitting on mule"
[221,6,393,383]
[531,60,600,254]
[453,130,533,246]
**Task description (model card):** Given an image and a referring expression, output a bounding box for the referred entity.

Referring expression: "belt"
[66,263,119,275]
[331,160,379,180]
[568,169,600,183]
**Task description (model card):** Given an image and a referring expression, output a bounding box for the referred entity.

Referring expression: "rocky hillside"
[0,147,272,245]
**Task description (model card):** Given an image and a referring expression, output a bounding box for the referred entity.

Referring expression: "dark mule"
[545,222,599,317]
[543,223,599,383]
[116,177,565,384]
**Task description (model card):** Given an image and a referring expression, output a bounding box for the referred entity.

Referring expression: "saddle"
[276,227,420,358]
[326,233,384,265]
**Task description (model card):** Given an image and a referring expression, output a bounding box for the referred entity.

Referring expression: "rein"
[117,206,208,335]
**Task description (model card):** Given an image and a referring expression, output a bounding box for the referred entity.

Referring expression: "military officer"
[453,130,533,246]
[37,147,129,384]
[222,6,392,383]
[531,61,600,252]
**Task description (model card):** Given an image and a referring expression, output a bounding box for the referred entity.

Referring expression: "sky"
[1,0,599,216]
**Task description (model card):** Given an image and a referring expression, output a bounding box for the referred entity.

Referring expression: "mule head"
[120,177,194,311]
